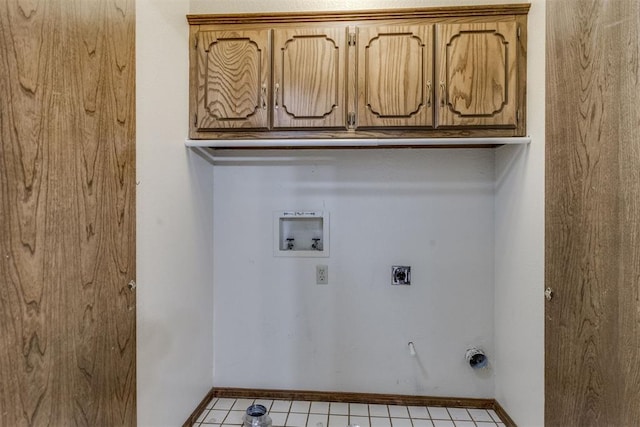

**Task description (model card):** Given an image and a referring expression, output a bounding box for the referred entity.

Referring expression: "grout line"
[218,398,505,427]
[222,399,237,425]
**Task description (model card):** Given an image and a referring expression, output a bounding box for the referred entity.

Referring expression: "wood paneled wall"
[0,0,136,425]
[546,0,640,425]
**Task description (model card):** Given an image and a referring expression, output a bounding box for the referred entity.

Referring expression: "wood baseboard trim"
[186,387,517,427]
[213,387,495,409]
[184,387,215,427]
[492,400,517,427]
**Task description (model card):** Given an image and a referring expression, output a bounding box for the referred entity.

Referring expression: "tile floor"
[194,397,506,427]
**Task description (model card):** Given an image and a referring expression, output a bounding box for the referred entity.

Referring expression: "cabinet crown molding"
[187,4,531,25]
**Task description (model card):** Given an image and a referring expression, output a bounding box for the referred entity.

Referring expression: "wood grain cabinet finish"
[436,22,518,128]
[196,30,270,130]
[188,4,529,141]
[356,25,434,128]
[273,28,347,129]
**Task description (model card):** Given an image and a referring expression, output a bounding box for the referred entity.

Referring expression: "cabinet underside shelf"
[185,137,531,149]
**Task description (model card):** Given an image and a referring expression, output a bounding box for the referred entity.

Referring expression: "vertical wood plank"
[546,0,640,425]
[616,3,640,426]
[0,0,136,425]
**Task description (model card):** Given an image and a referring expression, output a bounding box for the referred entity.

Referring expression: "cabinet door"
[357,25,434,128]
[273,28,347,129]
[436,22,517,128]
[196,30,270,130]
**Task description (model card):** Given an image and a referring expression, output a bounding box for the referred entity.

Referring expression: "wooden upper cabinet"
[272,28,347,129]
[357,25,434,128]
[195,30,270,130]
[187,4,529,140]
[436,21,518,128]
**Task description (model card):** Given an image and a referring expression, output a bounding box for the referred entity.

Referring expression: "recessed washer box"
[274,210,329,257]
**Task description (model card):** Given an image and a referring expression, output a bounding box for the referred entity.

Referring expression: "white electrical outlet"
[316,265,328,285]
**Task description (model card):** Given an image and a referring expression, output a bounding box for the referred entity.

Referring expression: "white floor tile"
[328,414,349,427]
[287,413,308,427]
[391,418,412,427]
[350,403,369,416]
[310,402,330,414]
[307,413,329,427]
[349,416,370,427]
[214,399,236,410]
[487,410,501,423]
[198,410,211,423]
[408,406,430,419]
[191,395,513,427]
[233,399,256,411]
[388,406,409,418]
[446,409,471,421]
[369,405,389,418]
[272,401,293,413]
[467,409,493,422]
[427,408,450,420]
[370,418,391,427]
[291,401,312,413]
[203,410,230,424]
[329,402,349,415]
[270,412,288,426]
[224,410,246,425]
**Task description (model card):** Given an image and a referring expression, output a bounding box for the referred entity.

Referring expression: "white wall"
[212,149,496,398]
[201,0,543,415]
[135,0,544,425]
[205,1,544,424]
[137,0,214,425]
[494,1,545,425]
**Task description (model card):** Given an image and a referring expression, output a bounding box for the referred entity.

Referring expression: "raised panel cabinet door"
[436,21,517,128]
[357,24,434,128]
[273,27,347,129]
[196,30,270,130]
